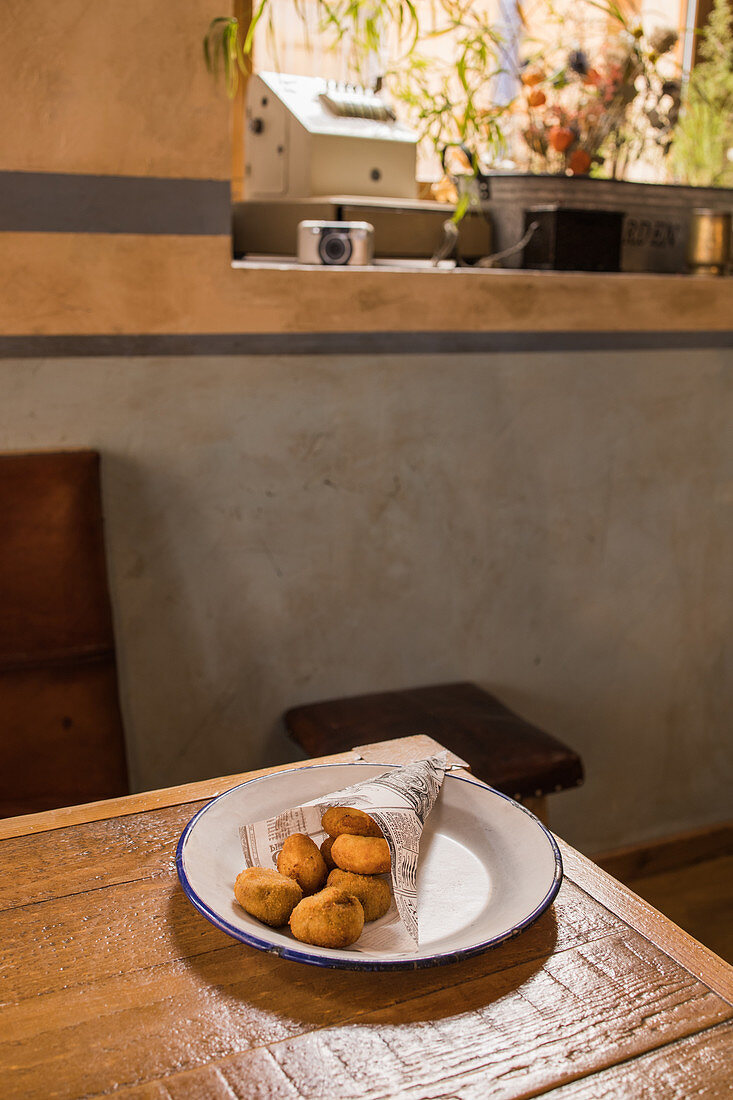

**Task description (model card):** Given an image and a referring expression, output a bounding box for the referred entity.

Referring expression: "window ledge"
[231,257,733,336]
[4,233,731,343]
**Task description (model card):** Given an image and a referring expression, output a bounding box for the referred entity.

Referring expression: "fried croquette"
[289,887,365,948]
[331,833,391,875]
[321,805,383,839]
[277,832,328,895]
[234,867,303,927]
[320,835,337,870]
[327,869,391,922]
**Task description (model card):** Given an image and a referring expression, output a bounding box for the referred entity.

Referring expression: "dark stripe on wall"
[1,331,732,358]
[0,172,230,235]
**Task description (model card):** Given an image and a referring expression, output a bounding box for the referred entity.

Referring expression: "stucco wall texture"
[1,349,731,853]
[0,0,229,180]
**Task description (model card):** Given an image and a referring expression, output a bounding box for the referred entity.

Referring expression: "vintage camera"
[297,221,374,266]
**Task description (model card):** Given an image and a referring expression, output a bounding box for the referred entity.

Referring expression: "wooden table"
[2,735,731,1099]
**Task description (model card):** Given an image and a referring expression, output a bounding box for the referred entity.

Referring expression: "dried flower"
[549,125,575,151]
[524,125,548,155]
[567,49,589,75]
[567,148,592,174]
[647,27,678,55]
[516,4,682,179]
[521,66,546,87]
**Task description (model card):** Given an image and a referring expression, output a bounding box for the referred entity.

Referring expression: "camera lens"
[318,230,352,265]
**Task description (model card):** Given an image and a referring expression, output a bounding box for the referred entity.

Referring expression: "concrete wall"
[2,348,731,853]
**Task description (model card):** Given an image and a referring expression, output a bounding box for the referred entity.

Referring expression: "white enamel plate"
[176,762,562,970]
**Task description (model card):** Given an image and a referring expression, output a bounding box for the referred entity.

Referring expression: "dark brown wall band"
[0,331,732,358]
[0,172,230,235]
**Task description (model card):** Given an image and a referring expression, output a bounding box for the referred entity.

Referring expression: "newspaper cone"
[239,753,447,952]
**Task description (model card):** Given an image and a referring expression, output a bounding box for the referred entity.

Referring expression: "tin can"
[686,209,732,275]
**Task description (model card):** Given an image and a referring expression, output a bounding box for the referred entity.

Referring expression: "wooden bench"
[285,681,583,822]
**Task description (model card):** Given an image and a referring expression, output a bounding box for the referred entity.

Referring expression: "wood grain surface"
[624,855,733,966]
[543,1021,733,1099]
[559,842,733,1005]
[1,737,732,1100]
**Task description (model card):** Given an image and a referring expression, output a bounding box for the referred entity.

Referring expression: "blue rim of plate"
[175,762,563,971]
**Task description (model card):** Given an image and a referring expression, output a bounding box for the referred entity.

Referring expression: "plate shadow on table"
[167,882,558,1028]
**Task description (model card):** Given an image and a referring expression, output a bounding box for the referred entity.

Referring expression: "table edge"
[558,838,733,1006]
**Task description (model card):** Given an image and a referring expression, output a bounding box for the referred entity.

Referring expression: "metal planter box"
[481,174,733,273]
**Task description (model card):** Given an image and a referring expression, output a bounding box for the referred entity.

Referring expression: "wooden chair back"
[0,449,129,816]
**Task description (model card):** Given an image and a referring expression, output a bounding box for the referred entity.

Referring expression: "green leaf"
[243,0,269,54]
[451,191,471,223]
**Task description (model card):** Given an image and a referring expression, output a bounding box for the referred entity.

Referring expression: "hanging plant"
[204,0,421,97]
[203,16,250,97]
